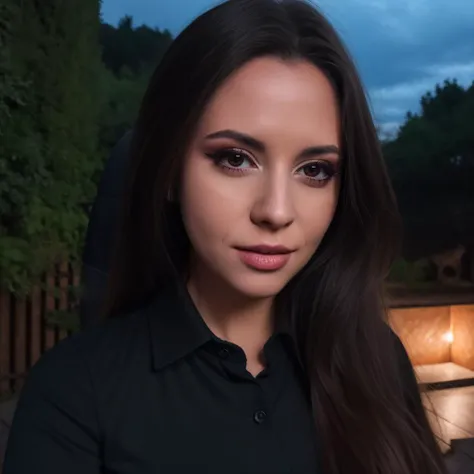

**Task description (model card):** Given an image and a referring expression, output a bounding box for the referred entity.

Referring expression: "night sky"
[101,0,474,134]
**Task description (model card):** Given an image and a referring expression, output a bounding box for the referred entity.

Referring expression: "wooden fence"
[0,263,79,397]
[2,266,474,398]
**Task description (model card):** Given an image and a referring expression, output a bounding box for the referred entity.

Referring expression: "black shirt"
[4,283,321,473]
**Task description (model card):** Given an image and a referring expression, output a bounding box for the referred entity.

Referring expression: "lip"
[236,245,293,255]
[234,245,294,271]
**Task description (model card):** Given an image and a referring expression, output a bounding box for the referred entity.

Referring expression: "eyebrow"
[204,129,340,159]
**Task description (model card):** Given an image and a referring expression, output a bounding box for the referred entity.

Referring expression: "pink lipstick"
[235,245,293,271]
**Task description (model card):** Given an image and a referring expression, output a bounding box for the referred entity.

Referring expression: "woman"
[4,1,446,473]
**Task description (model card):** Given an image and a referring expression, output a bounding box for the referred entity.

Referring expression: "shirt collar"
[146,281,212,371]
[146,281,303,372]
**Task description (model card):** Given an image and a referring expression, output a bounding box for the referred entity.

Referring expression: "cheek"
[299,188,338,248]
[180,157,242,247]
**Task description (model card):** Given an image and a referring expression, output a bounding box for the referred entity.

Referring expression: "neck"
[186,265,274,372]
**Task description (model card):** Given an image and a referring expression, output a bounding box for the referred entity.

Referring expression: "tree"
[0,0,102,292]
[384,80,474,189]
[97,66,150,158]
[99,17,172,76]
[383,79,474,262]
[96,17,173,165]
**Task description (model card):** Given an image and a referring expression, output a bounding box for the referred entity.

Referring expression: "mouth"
[235,245,294,255]
[234,245,295,271]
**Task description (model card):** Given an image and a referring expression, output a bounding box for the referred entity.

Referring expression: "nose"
[250,171,295,231]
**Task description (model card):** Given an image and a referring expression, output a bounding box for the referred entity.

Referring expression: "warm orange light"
[442,331,454,343]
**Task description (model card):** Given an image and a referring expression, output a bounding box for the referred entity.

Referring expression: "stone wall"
[390,304,474,369]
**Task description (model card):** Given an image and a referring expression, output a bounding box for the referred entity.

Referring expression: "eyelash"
[205,148,338,187]
[206,149,256,175]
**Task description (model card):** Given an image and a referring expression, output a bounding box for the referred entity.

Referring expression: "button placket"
[218,348,230,359]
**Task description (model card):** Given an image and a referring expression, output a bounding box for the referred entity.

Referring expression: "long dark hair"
[106,1,446,473]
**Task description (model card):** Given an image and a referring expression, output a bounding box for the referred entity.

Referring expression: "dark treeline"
[98,16,172,153]
[100,15,172,76]
[0,0,472,292]
[383,80,474,266]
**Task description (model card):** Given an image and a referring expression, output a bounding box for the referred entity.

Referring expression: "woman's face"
[180,56,340,299]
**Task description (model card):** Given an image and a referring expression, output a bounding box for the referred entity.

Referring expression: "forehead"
[196,56,340,146]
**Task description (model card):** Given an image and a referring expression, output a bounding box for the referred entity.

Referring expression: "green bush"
[0,0,102,293]
[388,258,431,286]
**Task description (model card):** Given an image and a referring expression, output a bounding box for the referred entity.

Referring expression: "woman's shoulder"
[25,306,151,394]
[4,307,149,473]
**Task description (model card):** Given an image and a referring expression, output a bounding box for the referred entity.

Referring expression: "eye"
[296,161,336,184]
[206,148,257,171]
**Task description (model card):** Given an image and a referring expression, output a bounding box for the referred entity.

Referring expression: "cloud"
[370,60,474,127]
[315,0,474,129]
[373,61,474,103]
[378,121,402,139]
[102,0,474,130]
[426,61,474,80]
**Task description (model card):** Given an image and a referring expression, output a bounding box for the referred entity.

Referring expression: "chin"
[229,273,290,300]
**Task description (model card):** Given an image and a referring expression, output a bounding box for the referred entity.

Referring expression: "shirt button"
[254,410,267,424]
[218,348,230,359]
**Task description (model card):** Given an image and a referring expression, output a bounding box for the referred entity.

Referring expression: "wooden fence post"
[45,270,57,351]
[58,262,69,340]
[13,296,27,392]
[30,285,42,369]
[0,290,11,394]
[0,261,80,397]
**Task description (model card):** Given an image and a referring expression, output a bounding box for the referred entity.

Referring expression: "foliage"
[0,3,173,294]
[384,79,474,189]
[46,283,82,333]
[0,0,102,293]
[97,65,151,162]
[100,16,172,76]
[388,258,431,286]
[96,17,172,161]
[383,79,474,271]
[47,308,81,333]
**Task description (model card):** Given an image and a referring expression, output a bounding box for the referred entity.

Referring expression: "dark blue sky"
[101,0,474,134]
